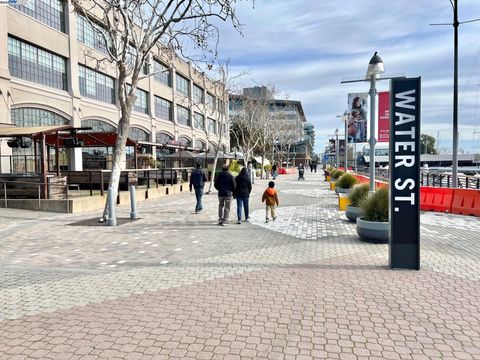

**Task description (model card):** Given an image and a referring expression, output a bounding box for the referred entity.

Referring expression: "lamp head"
[366,51,384,78]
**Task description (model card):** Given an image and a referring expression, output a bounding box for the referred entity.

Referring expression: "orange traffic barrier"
[420,187,453,213]
[451,189,480,216]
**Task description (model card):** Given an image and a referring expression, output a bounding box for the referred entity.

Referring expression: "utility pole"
[452,0,459,188]
[430,1,480,187]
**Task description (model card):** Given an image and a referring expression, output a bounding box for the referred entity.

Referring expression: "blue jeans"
[194,187,204,211]
[236,196,249,221]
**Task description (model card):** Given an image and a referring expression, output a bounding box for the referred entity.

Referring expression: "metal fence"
[356,167,480,189]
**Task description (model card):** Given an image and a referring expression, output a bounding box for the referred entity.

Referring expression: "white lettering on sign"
[393,89,417,213]
[395,89,416,109]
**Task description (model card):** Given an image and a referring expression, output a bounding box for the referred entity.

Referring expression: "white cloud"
[214,0,480,153]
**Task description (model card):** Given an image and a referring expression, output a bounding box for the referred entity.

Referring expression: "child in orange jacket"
[262,181,279,223]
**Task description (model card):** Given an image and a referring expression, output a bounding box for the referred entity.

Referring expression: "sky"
[211,0,480,154]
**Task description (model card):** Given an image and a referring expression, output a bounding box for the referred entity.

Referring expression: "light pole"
[335,128,339,168]
[366,52,385,192]
[341,52,393,191]
[342,111,349,170]
[337,111,349,171]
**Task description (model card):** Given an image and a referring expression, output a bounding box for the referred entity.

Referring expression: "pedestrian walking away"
[262,181,279,223]
[234,167,252,224]
[189,162,208,213]
[214,164,236,226]
[271,162,278,180]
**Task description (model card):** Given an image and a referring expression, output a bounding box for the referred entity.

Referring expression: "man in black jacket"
[189,162,208,213]
[214,164,236,226]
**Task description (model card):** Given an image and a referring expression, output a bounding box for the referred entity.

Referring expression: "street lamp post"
[337,111,349,171]
[335,128,339,169]
[366,52,385,192]
[342,111,349,170]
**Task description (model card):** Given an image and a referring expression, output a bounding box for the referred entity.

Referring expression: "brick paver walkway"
[0,171,479,359]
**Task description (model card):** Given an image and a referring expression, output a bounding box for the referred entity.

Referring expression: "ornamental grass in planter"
[356,187,389,243]
[335,173,358,194]
[329,169,344,190]
[345,183,369,222]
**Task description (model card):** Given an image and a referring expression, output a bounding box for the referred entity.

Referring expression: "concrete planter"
[356,217,389,243]
[345,205,363,222]
[335,187,351,195]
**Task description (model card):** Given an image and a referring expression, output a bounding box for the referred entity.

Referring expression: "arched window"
[195,139,206,150]
[178,136,192,147]
[129,127,150,141]
[81,119,116,132]
[156,132,173,144]
[10,108,70,173]
[11,107,69,126]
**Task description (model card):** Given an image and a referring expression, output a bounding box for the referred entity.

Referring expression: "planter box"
[338,193,351,211]
[345,205,363,222]
[356,217,388,243]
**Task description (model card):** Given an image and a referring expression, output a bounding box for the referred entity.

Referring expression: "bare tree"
[71,0,245,221]
[229,94,263,165]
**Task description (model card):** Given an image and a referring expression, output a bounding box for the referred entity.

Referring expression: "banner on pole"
[378,91,390,143]
[347,93,368,143]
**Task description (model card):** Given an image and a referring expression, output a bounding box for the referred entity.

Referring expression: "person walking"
[271,162,278,180]
[214,164,236,226]
[262,181,279,223]
[234,167,252,224]
[189,162,207,214]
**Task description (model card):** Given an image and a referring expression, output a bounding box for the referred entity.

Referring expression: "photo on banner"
[347,93,368,143]
[377,91,390,142]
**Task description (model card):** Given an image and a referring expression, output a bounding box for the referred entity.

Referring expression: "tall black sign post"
[389,77,421,270]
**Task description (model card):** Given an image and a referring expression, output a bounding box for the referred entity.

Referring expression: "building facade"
[0,1,228,172]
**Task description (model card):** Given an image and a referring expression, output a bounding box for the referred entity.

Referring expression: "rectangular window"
[154,96,172,121]
[218,99,225,114]
[153,60,171,87]
[208,118,217,134]
[79,65,115,104]
[175,73,190,97]
[77,14,109,54]
[8,36,67,90]
[207,93,216,109]
[133,88,149,114]
[11,0,65,32]
[176,105,190,127]
[193,84,204,104]
[194,113,205,130]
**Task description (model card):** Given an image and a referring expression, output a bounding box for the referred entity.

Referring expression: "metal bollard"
[106,187,117,226]
[129,185,138,220]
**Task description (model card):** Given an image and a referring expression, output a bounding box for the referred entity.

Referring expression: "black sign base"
[390,244,420,270]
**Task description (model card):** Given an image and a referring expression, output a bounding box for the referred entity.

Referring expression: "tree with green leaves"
[420,134,438,154]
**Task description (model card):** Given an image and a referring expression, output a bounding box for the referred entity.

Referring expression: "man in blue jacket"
[214,164,236,226]
[190,162,208,213]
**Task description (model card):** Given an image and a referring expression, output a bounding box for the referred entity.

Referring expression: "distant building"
[0,2,228,172]
[229,86,314,166]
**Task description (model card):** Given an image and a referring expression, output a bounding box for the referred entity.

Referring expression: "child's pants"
[266,205,276,219]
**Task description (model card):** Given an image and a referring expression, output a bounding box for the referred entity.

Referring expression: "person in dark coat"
[214,164,236,226]
[189,162,207,213]
[234,167,252,224]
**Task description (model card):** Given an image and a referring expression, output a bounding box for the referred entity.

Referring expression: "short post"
[106,187,117,226]
[129,185,138,220]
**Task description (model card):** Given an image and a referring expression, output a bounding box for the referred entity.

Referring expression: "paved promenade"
[0,171,479,360]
